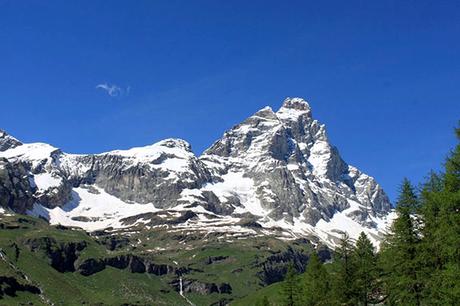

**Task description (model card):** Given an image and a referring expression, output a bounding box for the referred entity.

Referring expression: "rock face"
[61,139,213,207]
[170,278,232,295]
[0,130,22,152]
[0,158,35,213]
[0,98,393,247]
[77,254,186,277]
[201,98,390,226]
[0,276,41,298]
[256,244,331,285]
[24,237,87,272]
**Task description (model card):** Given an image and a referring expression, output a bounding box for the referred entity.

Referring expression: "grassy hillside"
[0,214,323,305]
[231,281,284,306]
[0,215,184,305]
[232,258,339,306]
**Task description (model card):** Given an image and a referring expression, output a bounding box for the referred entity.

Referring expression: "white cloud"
[96,83,129,97]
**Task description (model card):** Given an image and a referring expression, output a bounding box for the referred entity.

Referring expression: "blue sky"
[1,1,459,201]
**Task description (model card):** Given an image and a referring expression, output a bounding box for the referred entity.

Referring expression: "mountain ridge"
[0,97,394,247]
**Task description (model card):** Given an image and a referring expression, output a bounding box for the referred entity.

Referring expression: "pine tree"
[396,178,420,214]
[282,263,299,306]
[353,232,378,306]
[302,252,330,306]
[444,122,460,192]
[331,233,356,305]
[380,179,423,305]
[436,123,460,303]
[394,124,460,304]
[418,171,444,303]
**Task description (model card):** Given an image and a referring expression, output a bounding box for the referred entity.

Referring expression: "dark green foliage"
[444,122,460,192]
[398,178,420,213]
[353,232,378,306]
[329,232,379,306]
[281,263,300,306]
[425,123,460,304]
[302,252,331,306]
[380,179,423,305]
[418,172,445,303]
[331,233,356,305]
[379,123,460,305]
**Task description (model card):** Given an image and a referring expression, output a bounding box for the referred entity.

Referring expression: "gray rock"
[0,129,22,152]
[61,139,213,208]
[201,97,391,226]
[0,158,35,213]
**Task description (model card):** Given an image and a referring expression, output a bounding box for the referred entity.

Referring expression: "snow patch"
[33,173,62,191]
[307,141,331,177]
[102,139,194,173]
[0,143,58,165]
[203,172,266,216]
[28,186,160,231]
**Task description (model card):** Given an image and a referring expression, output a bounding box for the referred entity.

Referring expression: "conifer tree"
[282,263,299,306]
[444,123,460,192]
[332,233,356,305]
[353,232,378,306]
[414,124,460,304]
[302,252,330,306]
[380,179,422,305]
[418,171,444,302]
[396,178,420,213]
[436,123,460,303]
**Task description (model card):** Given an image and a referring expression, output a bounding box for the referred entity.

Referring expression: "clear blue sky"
[1,1,459,201]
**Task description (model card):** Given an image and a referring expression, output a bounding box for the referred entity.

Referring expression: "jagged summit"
[280,97,311,111]
[158,138,193,150]
[0,129,22,152]
[0,97,394,247]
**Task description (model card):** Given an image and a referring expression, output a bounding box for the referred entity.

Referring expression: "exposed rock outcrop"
[256,245,331,285]
[24,237,87,272]
[170,278,232,295]
[0,158,35,213]
[77,254,185,277]
[0,130,22,152]
[0,276,41,298]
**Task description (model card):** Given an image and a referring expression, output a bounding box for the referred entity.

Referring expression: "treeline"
[257,124,460,306]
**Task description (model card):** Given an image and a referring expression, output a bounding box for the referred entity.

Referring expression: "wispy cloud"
[96,83,130,97]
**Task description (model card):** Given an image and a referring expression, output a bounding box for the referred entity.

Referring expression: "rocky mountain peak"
[201,98,391,229]
[279,97,311,111]
[275,98,312,126]
[156,138,193,152]
[0,129,22,152]
[252,106,277,119]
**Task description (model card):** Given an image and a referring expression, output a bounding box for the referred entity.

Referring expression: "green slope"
[0,214,320,306]
[231,281,284,306]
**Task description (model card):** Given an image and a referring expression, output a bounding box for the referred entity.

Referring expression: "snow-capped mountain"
[0,98,394,247]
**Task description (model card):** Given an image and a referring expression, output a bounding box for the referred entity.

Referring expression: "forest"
[257,124,460,306]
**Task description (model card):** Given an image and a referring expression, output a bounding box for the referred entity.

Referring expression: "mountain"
[0,98,394,247]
